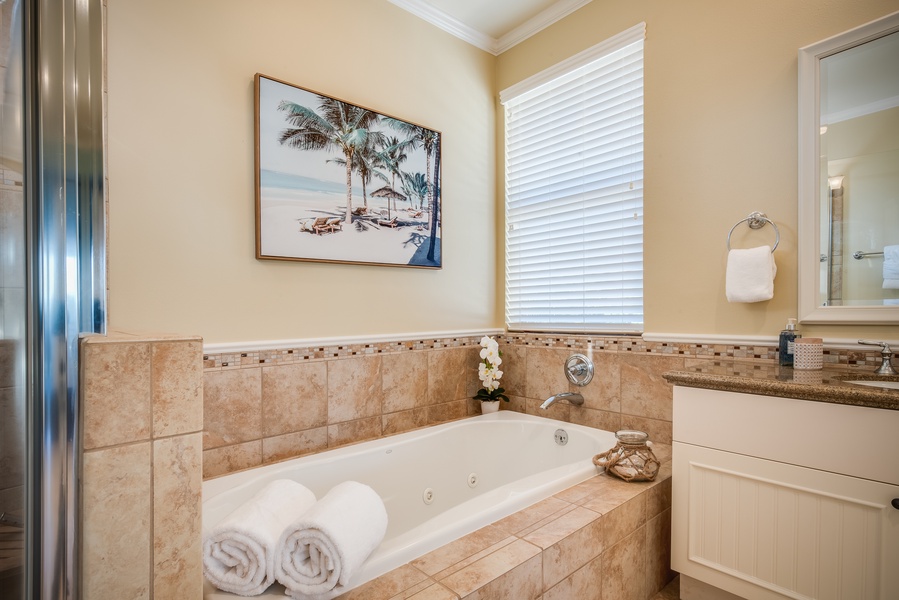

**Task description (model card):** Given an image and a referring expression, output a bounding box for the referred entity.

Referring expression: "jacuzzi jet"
[467,473,479,488]
[554,429,569,446]
[422,488,434,505]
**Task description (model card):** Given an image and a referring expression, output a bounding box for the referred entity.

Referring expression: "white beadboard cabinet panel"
[672,386,899,600]
[674,442,899,600]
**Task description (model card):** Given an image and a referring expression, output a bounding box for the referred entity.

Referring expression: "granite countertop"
[663,362,899,411]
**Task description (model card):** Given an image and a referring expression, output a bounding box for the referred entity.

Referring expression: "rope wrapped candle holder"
[593,430,660,482]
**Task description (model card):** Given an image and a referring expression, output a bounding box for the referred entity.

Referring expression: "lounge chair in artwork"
[310,216,332,235]
[376,216,399,228]
[325,217,343,232]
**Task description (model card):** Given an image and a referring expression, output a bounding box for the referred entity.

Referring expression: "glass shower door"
[1,0,105,597]
[1,0,26,596]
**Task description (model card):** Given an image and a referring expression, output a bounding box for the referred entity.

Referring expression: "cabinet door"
[673,442,899,600]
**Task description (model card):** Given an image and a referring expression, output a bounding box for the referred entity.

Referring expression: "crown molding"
[388,0,497,54]
[388,0,593,55]
[496,0,593,54]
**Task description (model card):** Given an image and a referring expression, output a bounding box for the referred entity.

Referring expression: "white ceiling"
[388,0,593,55]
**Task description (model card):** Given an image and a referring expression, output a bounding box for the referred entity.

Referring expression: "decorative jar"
[593,430,660,482]
[793,337,823,370]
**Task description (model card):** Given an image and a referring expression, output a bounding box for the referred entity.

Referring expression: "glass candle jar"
[593,430,660,482]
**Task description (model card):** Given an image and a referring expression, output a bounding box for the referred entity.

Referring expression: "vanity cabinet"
[672,386,899,600]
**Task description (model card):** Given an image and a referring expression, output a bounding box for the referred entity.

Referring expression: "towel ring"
[726,211,779,253]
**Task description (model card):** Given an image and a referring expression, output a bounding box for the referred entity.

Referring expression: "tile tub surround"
[201,333,686,478]
[202,332,898,478]
[202,337,484,478]
[80,332,204,600]
[332,454,673,600]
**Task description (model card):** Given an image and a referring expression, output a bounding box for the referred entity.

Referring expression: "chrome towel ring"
[726,211,779,253]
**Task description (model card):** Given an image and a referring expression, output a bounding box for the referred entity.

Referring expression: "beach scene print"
[255,74,442,268]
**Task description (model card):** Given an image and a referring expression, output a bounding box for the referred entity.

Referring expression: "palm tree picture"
[255,74,442,269]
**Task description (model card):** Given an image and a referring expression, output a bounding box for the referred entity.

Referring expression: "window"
[502,24,644,333]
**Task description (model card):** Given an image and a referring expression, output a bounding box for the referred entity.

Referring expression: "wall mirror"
[798,11,899,324]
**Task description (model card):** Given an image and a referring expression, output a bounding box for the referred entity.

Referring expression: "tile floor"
[652,576,680,599]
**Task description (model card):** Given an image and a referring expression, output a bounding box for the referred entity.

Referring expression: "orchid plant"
[473,336,509,403]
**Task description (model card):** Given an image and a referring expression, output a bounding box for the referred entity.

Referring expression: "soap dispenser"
[778,318,801,366]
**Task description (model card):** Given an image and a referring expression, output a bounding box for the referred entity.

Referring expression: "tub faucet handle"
[858,340,898,376]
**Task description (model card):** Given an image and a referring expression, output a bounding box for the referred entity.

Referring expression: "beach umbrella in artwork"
[371,185,407,219]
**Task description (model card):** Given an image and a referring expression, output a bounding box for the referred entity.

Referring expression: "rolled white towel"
[276,481,388,600]
[203,479,317,596]
[882,245,899,289]
[725,245,777,303]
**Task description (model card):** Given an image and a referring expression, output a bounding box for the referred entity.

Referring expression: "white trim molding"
[388,0,593,55]
[387,0,495,53]
[642,332,778,346]
[203,329,505,354]
[642,332,898,350]
[496,0,593,54]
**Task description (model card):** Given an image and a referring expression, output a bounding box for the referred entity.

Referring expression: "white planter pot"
[480,400,500,414]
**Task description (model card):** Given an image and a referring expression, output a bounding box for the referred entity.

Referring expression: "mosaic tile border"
[203,334,486,370]
[204,332,895,372]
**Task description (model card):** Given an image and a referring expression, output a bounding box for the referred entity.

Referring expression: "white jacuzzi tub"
[203,411,617,597]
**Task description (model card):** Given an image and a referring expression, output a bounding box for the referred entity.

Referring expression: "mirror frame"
[798,10,899,324]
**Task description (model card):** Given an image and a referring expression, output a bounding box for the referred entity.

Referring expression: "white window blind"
[502,24,644,333]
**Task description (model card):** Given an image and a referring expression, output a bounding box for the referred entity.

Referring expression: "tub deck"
[334,449,672,600]
[204,449,673,600]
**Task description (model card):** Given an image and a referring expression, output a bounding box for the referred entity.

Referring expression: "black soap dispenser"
[778,318,801,366]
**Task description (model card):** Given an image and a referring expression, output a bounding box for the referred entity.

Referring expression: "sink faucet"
[540,392,584,410]
[858,340,898,376]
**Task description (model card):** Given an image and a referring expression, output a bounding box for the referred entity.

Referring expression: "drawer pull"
[892,498,899,510]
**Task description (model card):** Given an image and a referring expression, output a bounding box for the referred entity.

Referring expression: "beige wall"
[497,0,899,341]
[108,0,899,345]
[107,0,497,344]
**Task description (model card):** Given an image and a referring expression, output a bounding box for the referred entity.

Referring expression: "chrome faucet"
[540,392,584,410]
[858,340,898,376]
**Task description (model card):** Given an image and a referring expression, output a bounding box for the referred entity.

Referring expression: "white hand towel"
[276,481,388,600]
[203,479,317,596]
[725,245,777,303]
[882,245,899,289]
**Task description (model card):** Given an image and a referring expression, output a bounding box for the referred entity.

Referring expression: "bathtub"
[202,411,618,598]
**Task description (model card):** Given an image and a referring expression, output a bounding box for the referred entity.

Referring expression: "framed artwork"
[255,73,442,269]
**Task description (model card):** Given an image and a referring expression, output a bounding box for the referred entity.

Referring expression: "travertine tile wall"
[203,332,893,479]
[202,336,485,478]
[80,332,204,600]
[199,334,692,478]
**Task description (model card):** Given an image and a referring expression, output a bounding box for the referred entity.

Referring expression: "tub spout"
[540,392,584,410]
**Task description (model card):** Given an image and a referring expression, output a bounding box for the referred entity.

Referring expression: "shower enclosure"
[1,0,105,598]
